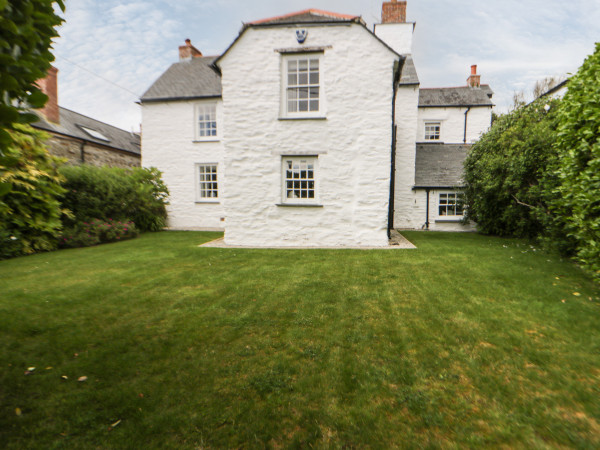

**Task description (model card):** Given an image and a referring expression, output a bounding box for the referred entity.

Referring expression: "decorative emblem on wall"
[296,29,308,44]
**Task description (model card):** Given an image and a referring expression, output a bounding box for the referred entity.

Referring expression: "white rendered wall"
[218,24,397,247]
[393,85,420,229]
[373,22,414,55]
[417,106,492,143]
[141,99,225,230]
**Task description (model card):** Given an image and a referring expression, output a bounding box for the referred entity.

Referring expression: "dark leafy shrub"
[463,97,561,238]
[0,125,66,259]
[549,43,600,281]
[60,165,169,232]
[59,218,139,248]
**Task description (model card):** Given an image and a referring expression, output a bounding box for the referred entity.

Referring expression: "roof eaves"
[140,94,222,104]
[248,9,359,25]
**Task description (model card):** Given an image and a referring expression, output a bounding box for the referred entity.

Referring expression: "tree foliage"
[550,43,600,280]
[463,97,562,238]
[0,124,66,259]
[0,0,65,156]
[60,165,169,233]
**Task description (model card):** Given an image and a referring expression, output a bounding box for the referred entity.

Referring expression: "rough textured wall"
[219,24,397,247]
[393,85,420,229]
[373,23,414,55]
[417,106,492,143]
[142,100,225,230]
[45,134,140,168]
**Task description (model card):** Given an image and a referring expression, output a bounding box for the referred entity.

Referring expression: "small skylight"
[79,125,110,142]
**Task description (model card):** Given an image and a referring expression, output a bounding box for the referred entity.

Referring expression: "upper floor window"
[285,56,320,116]
[196,103,217,140]
[424,122,441,140]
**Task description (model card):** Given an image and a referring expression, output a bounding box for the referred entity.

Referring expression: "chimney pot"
[179,39,202,61]
[467,65,481,88]
[382,0,407,24]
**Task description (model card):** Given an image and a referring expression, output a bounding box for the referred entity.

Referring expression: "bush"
[59,218,139,248]
[463,97,561,238]
[60,165,169,232]
[549,43,600,281]
[0,125,66,259]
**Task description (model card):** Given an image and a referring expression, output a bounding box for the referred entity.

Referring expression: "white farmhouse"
[141,0,494,246]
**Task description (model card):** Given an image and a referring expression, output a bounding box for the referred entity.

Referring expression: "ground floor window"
[196,163,218,201]
[282,156,317,203]
[439,192,464,216]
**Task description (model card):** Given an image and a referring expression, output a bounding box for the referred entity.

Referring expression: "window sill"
[435,218,463,223]
[195,200,220,204]
[278,116,327,121]
[193,139,220,143]
[276,203,323,207]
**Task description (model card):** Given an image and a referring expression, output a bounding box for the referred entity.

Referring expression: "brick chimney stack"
[382,0,407,24]
[467,65,481,88]
[179,39,203,61]
[36,66,60,124]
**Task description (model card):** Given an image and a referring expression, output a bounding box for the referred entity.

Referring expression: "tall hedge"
[550,43,600,280]
[0,124,66,259]
[463,97,562,238]
[60,165,169,232]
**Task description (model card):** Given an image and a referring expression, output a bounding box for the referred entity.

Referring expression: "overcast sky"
[51,0,599,132]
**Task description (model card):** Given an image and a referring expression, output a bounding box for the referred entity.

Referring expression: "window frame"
[424,121,441,141]
[280,156,319,205]
[194,102,219,141]
[281,53,325,119]
[195,163,219,203]
[438,192,464,218]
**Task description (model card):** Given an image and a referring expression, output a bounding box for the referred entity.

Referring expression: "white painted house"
[141,1,494,246]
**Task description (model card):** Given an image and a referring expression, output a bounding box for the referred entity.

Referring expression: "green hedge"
[60,165,169,233]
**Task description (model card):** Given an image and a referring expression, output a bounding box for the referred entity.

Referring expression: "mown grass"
[0,231,598,448]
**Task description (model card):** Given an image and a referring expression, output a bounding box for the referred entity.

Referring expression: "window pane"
[309,59,319,69]
[288,60,297,71]
[299,100,308,111]
[309,100,319,111]
[288,74,297,85]
[298,59,308,70]
[298,87,308,99]
[309,72,319,84]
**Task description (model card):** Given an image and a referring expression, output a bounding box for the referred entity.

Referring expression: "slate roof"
[248,9,360,25]
[399,55,419,85]
[414,143,470,187]
[140,56,221,102]
[33,107,141,155]
[419,85,494,107]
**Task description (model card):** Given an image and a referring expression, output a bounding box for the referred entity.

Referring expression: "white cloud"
[51,0,599,130]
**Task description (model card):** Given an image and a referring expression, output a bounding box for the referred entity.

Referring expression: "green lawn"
[1,231,598,448]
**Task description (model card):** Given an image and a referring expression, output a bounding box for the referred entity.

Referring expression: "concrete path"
[199,230,416,250]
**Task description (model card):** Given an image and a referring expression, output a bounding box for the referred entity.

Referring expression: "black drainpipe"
[463,106,471,144]
[425,188,430,230]
[388,57,404,238]
[80,141,86,163]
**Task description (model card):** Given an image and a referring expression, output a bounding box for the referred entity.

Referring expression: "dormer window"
[79,126,110,142]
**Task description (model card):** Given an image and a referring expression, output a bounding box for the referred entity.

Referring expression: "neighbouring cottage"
[141,0,494,246]
[33,66,141,168]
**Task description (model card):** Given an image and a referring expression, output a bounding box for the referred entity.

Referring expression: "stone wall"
[45,133,140,168]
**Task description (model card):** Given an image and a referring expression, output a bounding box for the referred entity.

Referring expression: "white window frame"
[424,122,441,141]
[281,156,318,204]
[195,103,218,141]
[195,163,219,203]
[438,192,464,217]
[281,54,324,119]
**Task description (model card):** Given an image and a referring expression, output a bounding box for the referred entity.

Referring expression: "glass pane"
[298,59,308,70]
[288,74,297,85]
[288,60,297,71]
[299,100,308,112]
[309,72,319,84]
[310,59,319,69]
[309,100,319,111]
[309,87,319,99]
[298,73,308,85]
